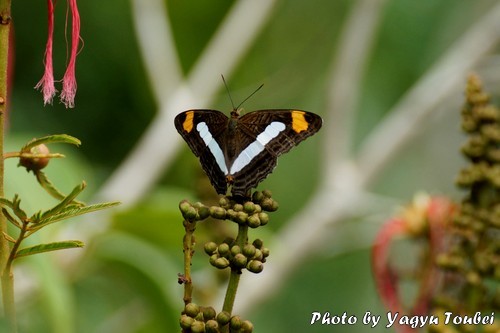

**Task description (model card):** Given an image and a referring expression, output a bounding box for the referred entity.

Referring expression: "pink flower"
[35,0,81,108]
[371,195,455,333]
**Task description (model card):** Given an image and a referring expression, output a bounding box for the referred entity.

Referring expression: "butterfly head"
[230,108,242,119]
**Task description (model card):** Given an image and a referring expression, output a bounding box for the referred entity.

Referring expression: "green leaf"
[15,240,84,259]
[0,196,28,221]
[35,170,76,202]
[29,201,121,234]
[21,134,81,151]
[3,232,17,243]
[2,208,21,229]
[12,194,27,221]
[0,197,14,210]
[38,182,87,221]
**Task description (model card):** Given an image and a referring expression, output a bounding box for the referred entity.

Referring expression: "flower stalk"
[178,191,276,333]
[222,223,247,315]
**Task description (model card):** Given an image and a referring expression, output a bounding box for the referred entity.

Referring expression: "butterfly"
[174,107,322,198]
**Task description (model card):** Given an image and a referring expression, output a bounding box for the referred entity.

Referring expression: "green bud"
[209,206,227,219]
[243,201,256,214]
[191,320,205,333]
[197,205,210,220]
[179,200,192,213]
[233,253,248,269]
[253,249,263,261]
[204,242,218,255]
[209,254,218,266]
[230,245,241,256]
[242,244,256,258]
[258,212,269,225]
[205,319,219,333]
[180,314,194,329]
[241,320,254,333]
[183,206,198,221]
[235,211,248,224]
[216,311,231,325]
[230,316,242,330]
[247,214,261,228]
[261,198,278,212]
[254,204,262,213]
[252,239,263,249]
[466,271,481,285]
[247,260,264,273]
[252,191,264,203]
[219,196,231,208]
[234,203,244,212]
[214,257,230,269]
[226,209,237,220]
[184,303,200,317]
[192,202,204,209]
[218,243,230,256]
[201,306,217,320]
[261,247,270,258]
[262,189,272,198]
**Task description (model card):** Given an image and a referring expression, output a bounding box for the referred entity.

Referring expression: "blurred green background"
[4,0,500,332]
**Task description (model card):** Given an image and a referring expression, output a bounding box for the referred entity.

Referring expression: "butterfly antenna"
[221,74,264,111]
[236,83,264,111]
[221,75,237,111]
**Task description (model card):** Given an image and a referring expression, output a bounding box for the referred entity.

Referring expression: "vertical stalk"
[221,224,248,314]
[182,220,196,306]
[0,0,14,331]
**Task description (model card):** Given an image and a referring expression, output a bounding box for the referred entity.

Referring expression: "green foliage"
[15,240,84,258]
[1,135,119,276]
[6,0,500,332]
[20,134,81,152]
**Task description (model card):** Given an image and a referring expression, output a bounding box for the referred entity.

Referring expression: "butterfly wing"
[230,109,322,197]
[174,110,229,195]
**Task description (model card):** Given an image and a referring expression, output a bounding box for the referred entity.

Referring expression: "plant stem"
[0,0,13,330]
[182,220,196,306]
[222,224,248,314]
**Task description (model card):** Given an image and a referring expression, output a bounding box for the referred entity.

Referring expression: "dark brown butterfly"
[174,107,322,198]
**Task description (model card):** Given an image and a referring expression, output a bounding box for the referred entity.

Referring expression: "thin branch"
[356,1,500,186]
[324,0,388,179]
[130,0,182,102]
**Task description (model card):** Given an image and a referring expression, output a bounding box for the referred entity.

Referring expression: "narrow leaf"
[29,201,120,233]
[2,208,21,229]
[3,232,17,243]
[0,196,28,222]
[36,170,66,201]
[15,240,84,259]
[39,181,87,221]
[12,194,28,221]
[21,134,81,151]
[0,197,14,209]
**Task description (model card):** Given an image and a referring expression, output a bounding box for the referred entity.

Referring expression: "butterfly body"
[174,109,322,198]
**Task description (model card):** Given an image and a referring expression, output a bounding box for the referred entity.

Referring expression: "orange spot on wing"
[183,111,194,133]
[291,111,308,133]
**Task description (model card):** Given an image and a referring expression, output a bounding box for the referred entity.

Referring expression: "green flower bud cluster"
[457,75,500,186]
[204,238,269,273]
[179,191,278,228]
[219,190,277,228]
[434,75,500,330]
[180,303,254,333]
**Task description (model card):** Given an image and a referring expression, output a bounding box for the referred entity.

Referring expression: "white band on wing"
[229,122,286,174]
[197,122,229,175]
